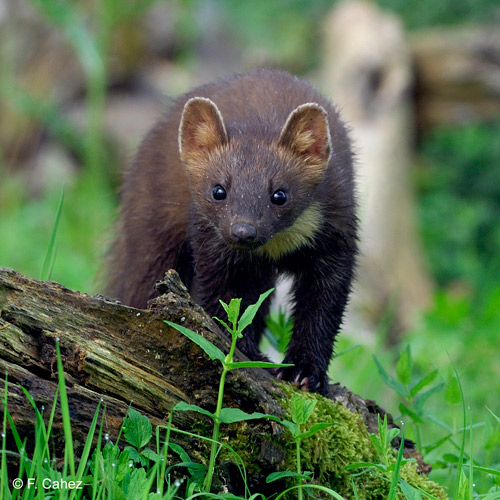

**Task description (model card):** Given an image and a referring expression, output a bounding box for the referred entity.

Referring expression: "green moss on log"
[278,385,448,500]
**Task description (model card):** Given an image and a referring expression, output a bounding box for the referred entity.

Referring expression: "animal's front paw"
[275,363,328,395]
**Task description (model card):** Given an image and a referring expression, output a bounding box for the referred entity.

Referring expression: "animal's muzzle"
[231,223,257,244]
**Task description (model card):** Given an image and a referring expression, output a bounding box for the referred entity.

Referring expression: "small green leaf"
[213,316,232,333]
[218,408,276,424]
[225,298,242,327]
[370,434,385,457]
[457,470,470,500]
[280,419,298,435]
[238,288,274,332]
[219,299,229,314]
[414,383,445,413]
[398,479,423,500]
[266,470,312,483]
[140,447,159,462]
[422,433,452,455]
[122,467,149,500]
[124,408,152,449]
[168,461,207,484]
[387,459,414,472]
[343,462,387,472]
[399,403,424,424]
[165,320,225,362]
[170,461,207,472]
[124,445,141,463]
[410,369,439,398]
[373,356,406,397]
[396,345,412,385]
[265,308,293,353]
[387,431,406,500]
[290,394,316,425]
[442,453,459,463]
[297,422,334,440]
[173,402,216,421]
[168,442,191,463]
[386,427,401,444]
[376,413,390,451]
[225,361,294,370]
[470,465,500,478]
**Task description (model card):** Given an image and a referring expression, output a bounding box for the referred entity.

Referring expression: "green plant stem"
[296,437,303,500]
[1,373,8,500]
[159,411,173,494]
[414,422,423,454]
[203,366,228,492]
[203,329,238,492]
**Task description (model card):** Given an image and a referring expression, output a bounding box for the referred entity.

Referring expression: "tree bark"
[0,267,436,495]
[321,1,433,338]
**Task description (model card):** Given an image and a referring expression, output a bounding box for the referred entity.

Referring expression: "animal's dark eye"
[212,185,227,201]
[271,189,287,206]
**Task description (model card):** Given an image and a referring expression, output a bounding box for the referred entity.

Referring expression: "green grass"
[0,169,115,293]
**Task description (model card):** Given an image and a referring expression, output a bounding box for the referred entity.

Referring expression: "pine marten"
[107,69,358,394]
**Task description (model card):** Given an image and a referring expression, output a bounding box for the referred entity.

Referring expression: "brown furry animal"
[107,69,357,394]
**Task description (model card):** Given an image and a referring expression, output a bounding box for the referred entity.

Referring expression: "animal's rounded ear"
[179,97,228,165]
[278,103,332,174]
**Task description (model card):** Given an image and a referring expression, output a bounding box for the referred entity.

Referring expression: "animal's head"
[178,97,331,259]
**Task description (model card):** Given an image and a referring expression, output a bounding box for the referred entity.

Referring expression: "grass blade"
[449,355,466,499]
[40,187,64,281]
[69,399,102,500]
[388,432,405,500]
[56,339,76,477]
[91,406,107,500]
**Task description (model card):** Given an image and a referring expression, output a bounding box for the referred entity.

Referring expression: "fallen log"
[412,25,500,131]
[0,267,444,497]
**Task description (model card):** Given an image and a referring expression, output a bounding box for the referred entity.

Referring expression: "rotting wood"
[0,267,431,492]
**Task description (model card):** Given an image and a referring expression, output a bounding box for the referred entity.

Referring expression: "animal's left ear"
[278,103,332,177]
[179,97,228,168]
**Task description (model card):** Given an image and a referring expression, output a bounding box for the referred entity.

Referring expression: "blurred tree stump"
[0,267,436,495]
[321,1,433,337]
[321,2,500,339]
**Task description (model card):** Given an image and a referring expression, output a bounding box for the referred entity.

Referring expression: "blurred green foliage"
[378,0,500,28]
[1,0,500,495]
[416,121,500,293]
[0,168,115,293]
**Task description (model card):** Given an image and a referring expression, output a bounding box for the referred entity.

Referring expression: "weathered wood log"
[0,267,444,497]
[412,25,500,131]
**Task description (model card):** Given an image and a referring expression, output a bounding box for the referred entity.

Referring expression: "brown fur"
[106,69,357,394]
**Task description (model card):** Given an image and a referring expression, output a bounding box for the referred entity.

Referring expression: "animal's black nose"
[231,223,257,243]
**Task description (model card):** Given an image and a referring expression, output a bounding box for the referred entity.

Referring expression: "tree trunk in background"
[412,25,500,132]
[321,0,433,337]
